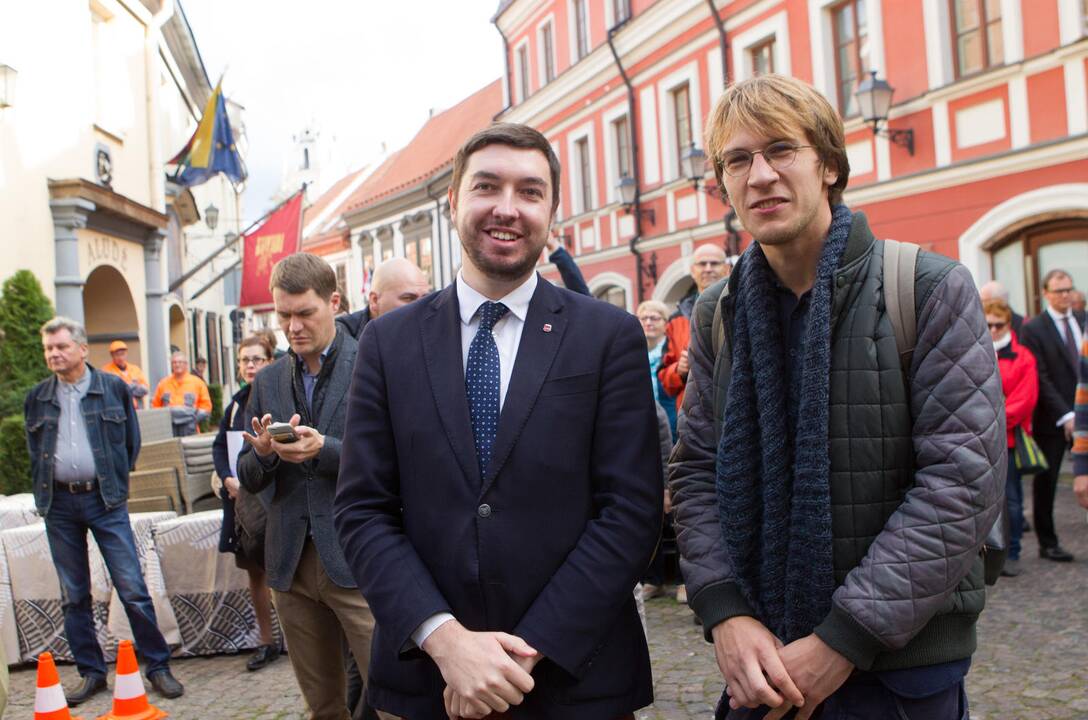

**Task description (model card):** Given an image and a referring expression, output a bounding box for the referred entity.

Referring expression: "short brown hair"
[269,253,338,300]
[238,334,274,360]
[704,74,850,206]
[450,123,562,213]
[982,298,1012,323]
[1042,269,1072,291]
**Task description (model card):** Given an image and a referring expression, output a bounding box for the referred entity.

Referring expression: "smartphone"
[267,422,299,444]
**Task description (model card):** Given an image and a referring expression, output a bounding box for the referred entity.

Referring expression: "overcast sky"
[181,0,504,225]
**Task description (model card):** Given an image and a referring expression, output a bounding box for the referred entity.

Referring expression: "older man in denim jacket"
[24,317,182,706]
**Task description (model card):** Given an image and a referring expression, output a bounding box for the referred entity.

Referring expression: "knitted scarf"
[716,204,852,643]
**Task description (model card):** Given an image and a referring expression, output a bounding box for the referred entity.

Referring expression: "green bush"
[0,271,54,418]
[200,383,224,433]
[0,414,32,495]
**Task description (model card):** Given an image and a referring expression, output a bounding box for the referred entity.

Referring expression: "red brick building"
[494,0,1088,315]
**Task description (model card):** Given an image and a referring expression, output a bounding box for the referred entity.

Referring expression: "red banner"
[239,191,304,307]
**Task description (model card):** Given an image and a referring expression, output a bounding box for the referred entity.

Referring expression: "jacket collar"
[40,364,104,405]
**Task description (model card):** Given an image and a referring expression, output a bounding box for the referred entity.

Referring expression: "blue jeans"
[45,489,172,678]
[1005,448,1023,561]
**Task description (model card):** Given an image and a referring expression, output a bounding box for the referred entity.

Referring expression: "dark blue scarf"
[716,204,852,642]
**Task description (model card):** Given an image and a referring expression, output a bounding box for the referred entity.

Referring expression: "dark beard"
[460,235,541,282]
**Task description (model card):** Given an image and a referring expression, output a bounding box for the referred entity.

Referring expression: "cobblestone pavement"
[8,484,1088,719]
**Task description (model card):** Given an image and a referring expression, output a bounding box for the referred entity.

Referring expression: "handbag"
[1013,426,1048,475]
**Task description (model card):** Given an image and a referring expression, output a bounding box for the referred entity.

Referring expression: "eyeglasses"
[987,322,1007,330]
[1046,286,1075,295]
[720,142,814,177]
[693,260,725,269]
[239,356,269,366]
[639,315,665,323]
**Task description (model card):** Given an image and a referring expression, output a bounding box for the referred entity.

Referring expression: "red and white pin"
[542,323,553,333]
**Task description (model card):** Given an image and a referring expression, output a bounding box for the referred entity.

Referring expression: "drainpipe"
[607,19,647,302]
[492,19,513,116]
[705,0,729,88]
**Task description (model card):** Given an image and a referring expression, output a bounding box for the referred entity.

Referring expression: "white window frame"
[568,0,591,65]
[536,16,558,86]
[567,123,598,216]
[602,103,631,204]
[657,62,702,183]
[514,38,532,102]
[809,0,886,114]
[732,11,792,82]
[923,0,1023,90]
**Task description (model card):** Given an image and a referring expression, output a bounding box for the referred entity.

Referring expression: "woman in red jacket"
[985,298,1038,577]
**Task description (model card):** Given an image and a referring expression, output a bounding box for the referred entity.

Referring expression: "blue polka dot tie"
[467,301,509,477]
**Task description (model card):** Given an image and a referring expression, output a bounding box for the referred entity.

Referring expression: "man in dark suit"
[239,253,375,719]
[1019,269,1086,562]
[335,123,662,720]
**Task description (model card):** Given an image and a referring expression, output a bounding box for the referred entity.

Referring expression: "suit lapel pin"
[542,323,553,333]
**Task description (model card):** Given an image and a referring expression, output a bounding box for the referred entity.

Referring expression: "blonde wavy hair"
[704,74,850,207]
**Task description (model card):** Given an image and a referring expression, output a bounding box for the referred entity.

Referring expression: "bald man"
[979,280,1025,336]
[659,244,729,411]
[336,257,430,339]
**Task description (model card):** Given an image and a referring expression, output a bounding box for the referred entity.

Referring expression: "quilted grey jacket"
[669,212,1005,671]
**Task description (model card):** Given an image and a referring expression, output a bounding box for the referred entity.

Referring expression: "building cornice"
[845,133,1088,206]
[49,178,168,230]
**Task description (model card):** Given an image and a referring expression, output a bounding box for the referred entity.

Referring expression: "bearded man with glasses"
[669,74,1004,719]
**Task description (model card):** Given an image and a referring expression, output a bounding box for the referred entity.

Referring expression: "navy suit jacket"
[334,277,662,720]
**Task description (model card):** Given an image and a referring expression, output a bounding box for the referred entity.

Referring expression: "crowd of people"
[20,73,1088,720]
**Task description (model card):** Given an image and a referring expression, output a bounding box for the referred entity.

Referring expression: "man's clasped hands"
[420,614,853,720]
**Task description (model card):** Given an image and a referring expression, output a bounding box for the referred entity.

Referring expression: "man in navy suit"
[1019,268,1086,562]
[334,123,662,720]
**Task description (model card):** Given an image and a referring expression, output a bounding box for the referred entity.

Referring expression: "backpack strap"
[712,287,727,357]
[882,239,920,374]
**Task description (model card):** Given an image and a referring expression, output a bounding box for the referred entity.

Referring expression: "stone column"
[49,198,95,323]
[144,229,168,386]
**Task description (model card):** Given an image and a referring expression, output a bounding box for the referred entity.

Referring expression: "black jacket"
[1019,309,1087,437]
[335,306,371,340]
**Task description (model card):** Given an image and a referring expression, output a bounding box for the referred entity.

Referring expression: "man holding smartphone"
[239,252,375,720]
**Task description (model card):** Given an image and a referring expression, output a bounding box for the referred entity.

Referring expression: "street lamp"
[204,203,219,231]
[616,175,655,225]
[682,143,708,190]
[855,70,914,155]
[0,64,16,108]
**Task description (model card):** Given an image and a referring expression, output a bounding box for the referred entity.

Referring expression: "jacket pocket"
[101,410,127,445]
[540,372,598,397]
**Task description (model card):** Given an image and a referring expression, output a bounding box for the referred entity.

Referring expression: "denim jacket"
[24,365,141,514]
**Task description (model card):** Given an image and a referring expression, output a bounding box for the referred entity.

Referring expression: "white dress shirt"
[410,270,539,649]
[1044,305,1084,428]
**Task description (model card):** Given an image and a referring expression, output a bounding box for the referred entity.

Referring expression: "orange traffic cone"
[34,652,83,720]
[95,640,167,720]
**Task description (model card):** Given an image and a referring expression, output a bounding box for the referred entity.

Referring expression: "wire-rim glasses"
[720,142,814,177]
